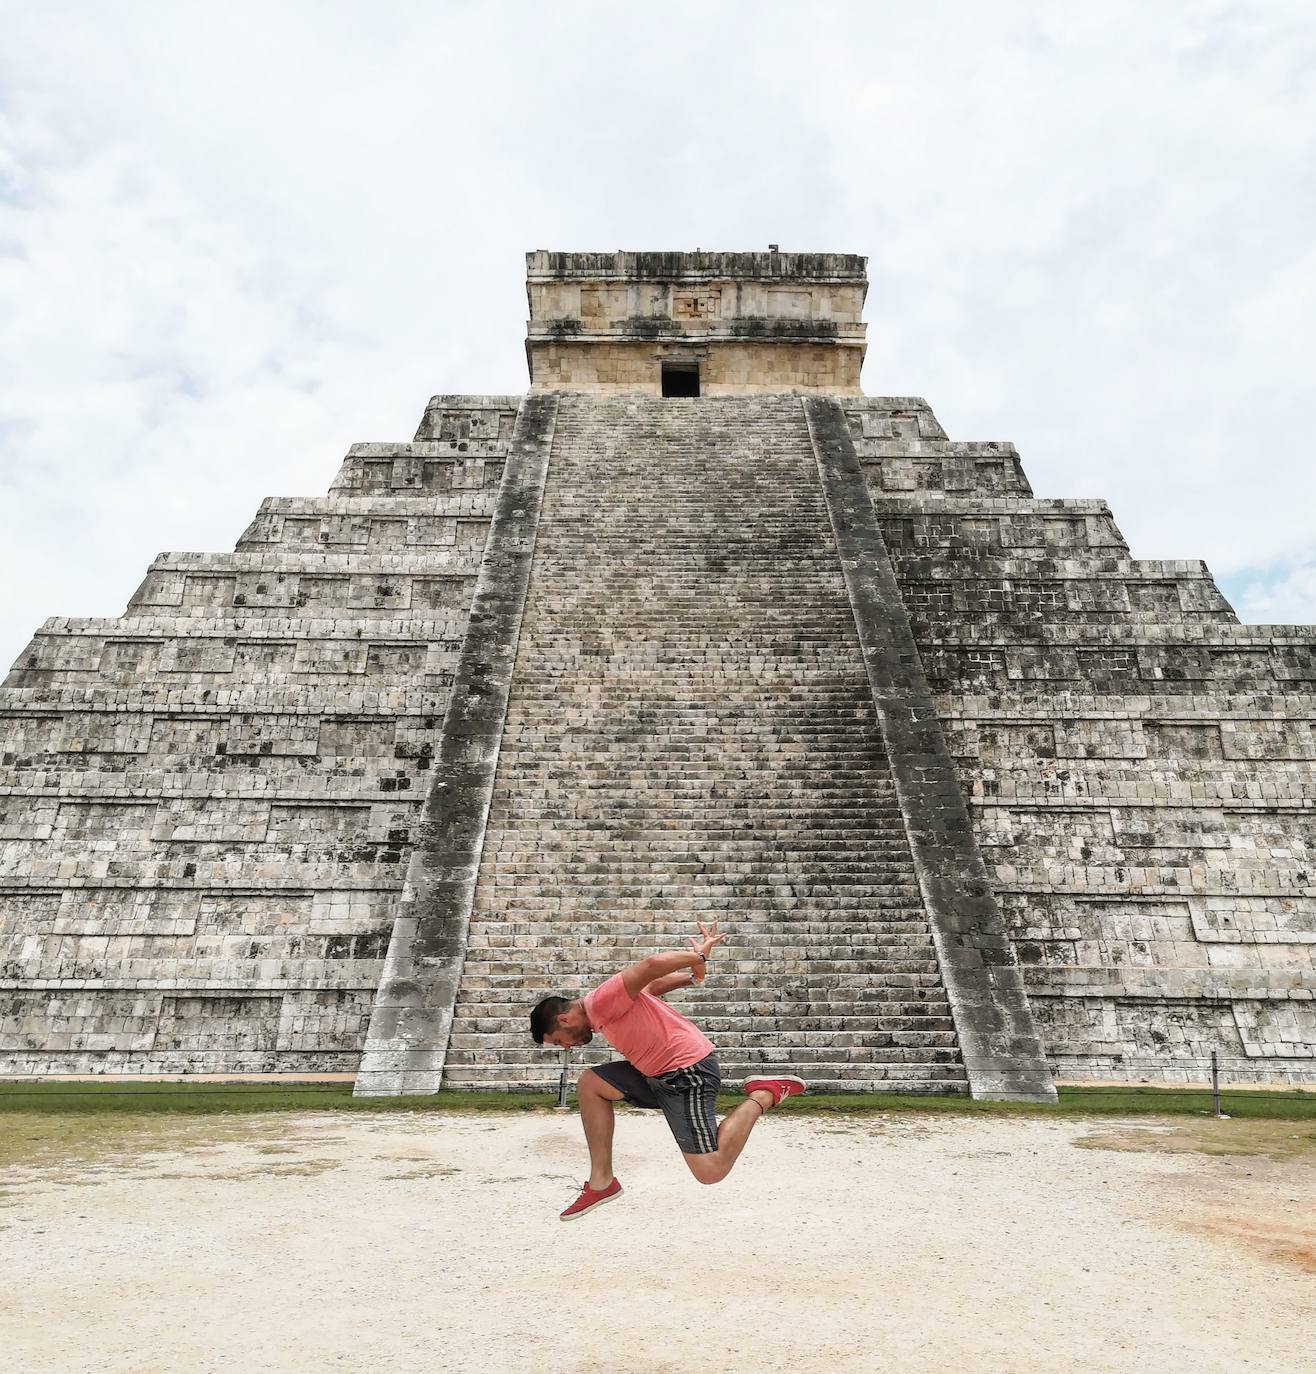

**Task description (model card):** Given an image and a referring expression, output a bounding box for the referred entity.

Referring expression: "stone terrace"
[844,397,1316,1082]
[0,397,516,1073]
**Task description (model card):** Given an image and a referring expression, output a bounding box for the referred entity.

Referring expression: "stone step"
[478,902,928,918]
[497,738,892,748]
[475,868,928,879]
[489,777,905,790]
[459,1013,959,1034]
[482,817,916,831]
[478,908,929,923]
[471,819,909,832]
[462,949,940,970]
[457,995,953,1017]
[491,761,899,774]
[486,802,909,812]
[481,843,915,857]
[470,827,908,841]
[484,763,903,774]
[449,1029,961,1053]
[487,812,912,824]
[479,867,921,881]
[479,884,925,899]
[449,1044,965,1069]
[466,920,936,938]
[460,971,950,994]
[467,922,935,938]
[445,1057,969,1082]
[460,965,945,989]
[478,888,927,901]
[442,1071,970,1095]
[503,705,885,717]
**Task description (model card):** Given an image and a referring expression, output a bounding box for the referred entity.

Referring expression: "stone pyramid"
[2,251,1311,1098]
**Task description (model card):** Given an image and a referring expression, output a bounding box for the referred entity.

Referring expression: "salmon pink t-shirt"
[584,973,714,1077]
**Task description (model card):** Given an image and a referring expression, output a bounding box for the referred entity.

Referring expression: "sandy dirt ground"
[1,1109,1313,1374]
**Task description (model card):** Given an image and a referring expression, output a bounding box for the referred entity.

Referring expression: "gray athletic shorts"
[588,1052,721,1155]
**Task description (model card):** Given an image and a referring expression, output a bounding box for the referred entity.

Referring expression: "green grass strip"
[0,1081,1312,1120]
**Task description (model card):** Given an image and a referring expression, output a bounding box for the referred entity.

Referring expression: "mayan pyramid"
[2,250,1311,1099]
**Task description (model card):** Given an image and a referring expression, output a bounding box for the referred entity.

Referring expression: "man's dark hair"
[530,995,572,1045]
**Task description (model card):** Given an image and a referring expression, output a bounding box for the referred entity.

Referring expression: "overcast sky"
[2,1,1314,668]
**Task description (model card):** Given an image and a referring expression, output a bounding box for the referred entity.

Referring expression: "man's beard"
[574,1029,594,1046]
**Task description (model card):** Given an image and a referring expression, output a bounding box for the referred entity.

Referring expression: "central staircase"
[444,395,967,1092]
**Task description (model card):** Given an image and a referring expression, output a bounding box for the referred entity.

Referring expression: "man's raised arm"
[617,921,726,998]
[618,949,705,999]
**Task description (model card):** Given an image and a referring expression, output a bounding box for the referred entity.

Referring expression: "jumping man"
[529,920,806,1219]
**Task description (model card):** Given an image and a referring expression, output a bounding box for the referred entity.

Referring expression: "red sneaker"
[744,1075,807,1108]
[559,1178,623,1221]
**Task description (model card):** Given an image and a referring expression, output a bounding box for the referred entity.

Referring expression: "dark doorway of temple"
[661,361,700,397]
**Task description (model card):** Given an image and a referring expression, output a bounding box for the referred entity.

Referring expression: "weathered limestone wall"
[842,397,1316,1083]
[526,249,867,325]
[528,341,862,395]
[0,396,518,1074]
[525,249,867,395]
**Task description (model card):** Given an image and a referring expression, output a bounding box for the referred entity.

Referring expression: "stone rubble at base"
[1,251,1312,1090]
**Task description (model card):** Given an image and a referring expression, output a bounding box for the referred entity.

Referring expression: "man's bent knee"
[578,1068,624,1101]
[683,1153,726,1185]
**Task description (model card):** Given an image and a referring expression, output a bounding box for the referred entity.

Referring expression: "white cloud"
[1,0,1315,664]
[1228,561,1316,626]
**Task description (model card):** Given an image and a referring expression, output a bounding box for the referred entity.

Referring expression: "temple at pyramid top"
[525,249,867,395]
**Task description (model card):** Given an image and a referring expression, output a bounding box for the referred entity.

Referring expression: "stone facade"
[842,396,1316,1082]
[527,341,861,396]
[526,250,866,395]
[0,396,517,1073]
[1,249,1311,1089]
